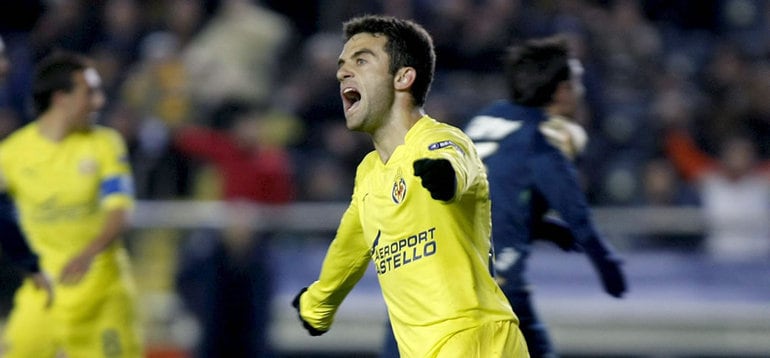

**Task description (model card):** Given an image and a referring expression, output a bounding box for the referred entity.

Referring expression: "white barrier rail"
[132,201,706,235]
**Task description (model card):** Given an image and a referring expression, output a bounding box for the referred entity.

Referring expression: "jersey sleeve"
[419,128,482,201]
[300,183,371,331]
[97,129,135,211]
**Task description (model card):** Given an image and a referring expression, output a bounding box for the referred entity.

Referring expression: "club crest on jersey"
[428,140,465,155]
[78,158,99,175]
[391,177,407,204]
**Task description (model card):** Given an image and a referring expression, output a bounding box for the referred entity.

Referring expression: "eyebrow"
[337,48,376,69]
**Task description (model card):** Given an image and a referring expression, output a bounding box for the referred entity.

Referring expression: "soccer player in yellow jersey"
[292,15,529,357]
[0,51,142,357]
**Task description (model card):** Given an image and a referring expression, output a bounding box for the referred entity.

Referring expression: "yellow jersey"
[0,122,133,276]
[300,116,517,357]
[0,122,142,358]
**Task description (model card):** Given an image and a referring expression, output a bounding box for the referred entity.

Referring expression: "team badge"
[391,177,407,204]
[78,158,99,175]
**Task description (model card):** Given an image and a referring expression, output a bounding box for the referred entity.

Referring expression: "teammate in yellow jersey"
[292,15,529,357]
[0,51,142,357]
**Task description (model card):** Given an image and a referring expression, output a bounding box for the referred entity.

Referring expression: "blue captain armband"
[100,175,134,198]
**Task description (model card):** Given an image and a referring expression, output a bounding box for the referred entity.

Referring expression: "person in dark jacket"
[461,35,627,357]
[0,193,54,312]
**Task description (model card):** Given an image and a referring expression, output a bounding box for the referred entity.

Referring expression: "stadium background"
[1,0,769,357]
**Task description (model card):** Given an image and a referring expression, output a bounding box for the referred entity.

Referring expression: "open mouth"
[342,87,361,112]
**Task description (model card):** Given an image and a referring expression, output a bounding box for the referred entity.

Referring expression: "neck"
[37,111,72,142]
[544,103,561,117]
[371,106,425,163]
[545,100,575,119]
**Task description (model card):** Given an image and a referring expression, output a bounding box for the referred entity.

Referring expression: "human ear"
[394,67,415,90]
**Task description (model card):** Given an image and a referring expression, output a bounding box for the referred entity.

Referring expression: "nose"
[92,90,106,110]
[336,65,352,82]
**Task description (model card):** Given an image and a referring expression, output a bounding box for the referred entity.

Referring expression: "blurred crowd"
[0,0,769,257]
[0,0,766,204]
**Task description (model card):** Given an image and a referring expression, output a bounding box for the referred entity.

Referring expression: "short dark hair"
[504,36,571,107]
[32,51,90,114]
[343,15,435,107]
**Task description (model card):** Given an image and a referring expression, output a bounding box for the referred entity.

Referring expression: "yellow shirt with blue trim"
[299,116,517,357]
[0,123,135,311]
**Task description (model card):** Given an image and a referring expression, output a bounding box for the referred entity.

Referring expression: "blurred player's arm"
[59,208,129,285]
[60,131,134,285]
[534,115,586,250]
[531,214,581,252]
[174,125,231,162]
[664,128,716,182]
[293,196,370,335]
[531,149,627,298]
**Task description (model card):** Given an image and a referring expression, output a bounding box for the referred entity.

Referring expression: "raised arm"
[664,128,717,182]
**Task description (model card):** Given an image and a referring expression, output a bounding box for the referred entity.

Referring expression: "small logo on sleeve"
[428,140,465,155]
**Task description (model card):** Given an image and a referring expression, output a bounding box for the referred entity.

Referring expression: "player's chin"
[345,117,361,131]
[344,113,364,131]
[86,112,100,125]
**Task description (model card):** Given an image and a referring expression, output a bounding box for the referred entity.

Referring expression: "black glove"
[590,254,627,298]
[531,216,581,252]
[413,158,456,201]
[582,239,627,298]
[291,287,327,336]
